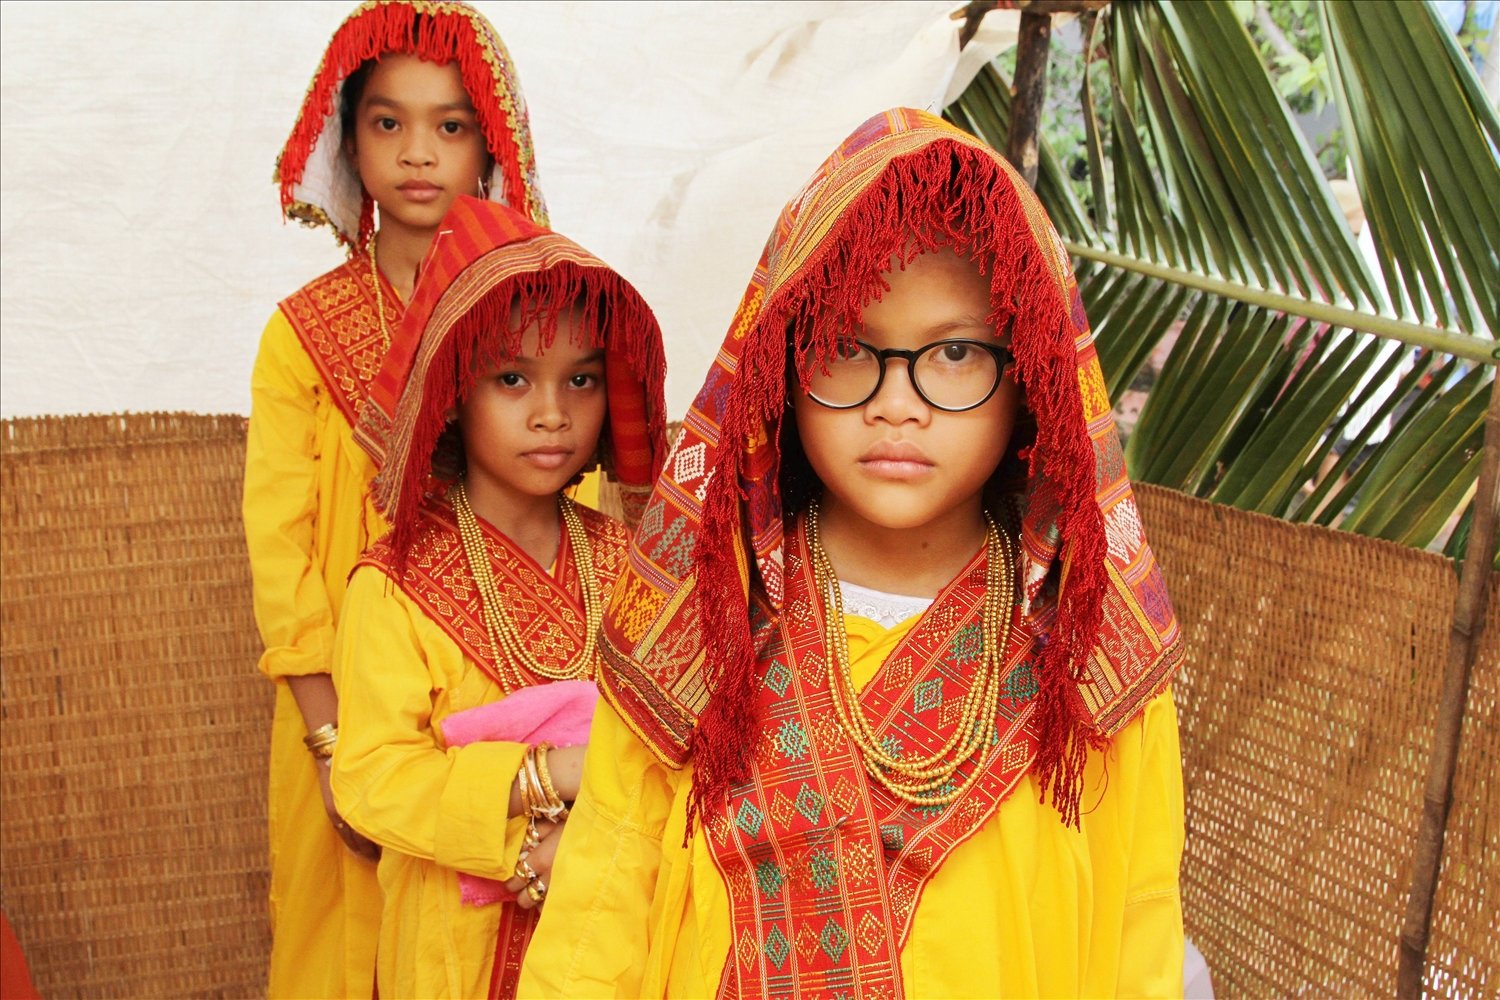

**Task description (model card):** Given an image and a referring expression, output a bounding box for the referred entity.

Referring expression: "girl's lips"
[520,450,572,470]
[858,458,935,481]
[397,182,442,204]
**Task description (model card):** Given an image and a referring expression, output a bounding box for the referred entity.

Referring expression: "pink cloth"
[440,681,599,905]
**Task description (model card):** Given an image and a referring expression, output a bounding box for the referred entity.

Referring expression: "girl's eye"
[498,372,525,388]
[374,116,399,132]
[570,373,600,389]
[439,120,465,136]
[939,343,974,363]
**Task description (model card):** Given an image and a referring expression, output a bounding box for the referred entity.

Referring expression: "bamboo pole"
[1396,372,1500,997]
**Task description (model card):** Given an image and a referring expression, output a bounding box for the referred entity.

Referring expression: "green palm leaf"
[947,0,1498,553]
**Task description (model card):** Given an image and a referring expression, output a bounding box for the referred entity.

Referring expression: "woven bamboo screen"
[1136,484,1497,998]
[1,414,271,997]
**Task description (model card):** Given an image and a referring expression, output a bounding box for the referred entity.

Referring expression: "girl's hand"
[504,819,564,911]
[316,759,381,862]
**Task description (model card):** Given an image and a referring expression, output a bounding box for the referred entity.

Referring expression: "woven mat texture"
[1137,483,1496,998]
[1,414,271,997]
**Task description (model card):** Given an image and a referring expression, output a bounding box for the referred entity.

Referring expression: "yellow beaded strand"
[451,480,603,692]
[807,499,1019,806]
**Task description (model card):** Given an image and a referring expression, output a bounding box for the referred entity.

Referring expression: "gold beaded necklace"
[367,236,393,352]
[451,480,603,692]
[807,499,1019,806]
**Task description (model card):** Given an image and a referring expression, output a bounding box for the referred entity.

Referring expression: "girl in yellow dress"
[330,195,667,998]
[522,109,1187,998]
[243,4,546,995]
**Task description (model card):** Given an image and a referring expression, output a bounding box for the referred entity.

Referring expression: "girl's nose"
[863,358,930,426]
[529,387,570,431]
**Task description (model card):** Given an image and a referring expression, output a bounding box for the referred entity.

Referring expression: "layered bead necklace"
[451,480,603,693]
[367,236,393,352]
[807,498,1019,806]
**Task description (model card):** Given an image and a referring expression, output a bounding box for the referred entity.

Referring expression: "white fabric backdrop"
[0,1,1016,419]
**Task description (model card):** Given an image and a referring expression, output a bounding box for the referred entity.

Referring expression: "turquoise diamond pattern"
[916,781,955,818]
[763,660,792,697]
[879,823,905,851]
[808,848,838,892]
[755,859,785,899]
[794,783,824,822]
[1006,661,1038,702]
[735,799,764,837]
[777,719,810,760]
[819,919,850,963]
[913,677,943,713]
[879,734,903,760]
[764,926,791,969]
[950,623,983,665]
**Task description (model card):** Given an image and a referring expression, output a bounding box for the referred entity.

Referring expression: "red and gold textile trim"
[278,253,402,428]
[488,906,538,1000]
[708,519,1041,999]
[358,498,628,692]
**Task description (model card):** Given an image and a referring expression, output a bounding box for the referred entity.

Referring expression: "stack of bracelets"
[512,742,567,904]
[303,722,337,762]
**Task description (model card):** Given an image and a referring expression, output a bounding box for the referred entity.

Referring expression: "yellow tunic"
[244,306,385,998]
[521,614,1185,999]
[331,564,537,999]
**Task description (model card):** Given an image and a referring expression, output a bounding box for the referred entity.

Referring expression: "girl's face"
[791,248,1020,535]
[457,312,608,509]
[348,53,489,234]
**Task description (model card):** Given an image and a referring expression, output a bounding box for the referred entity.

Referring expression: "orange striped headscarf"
[599,109,1182,828]
[356,196,667,557]
[275,0,547,249]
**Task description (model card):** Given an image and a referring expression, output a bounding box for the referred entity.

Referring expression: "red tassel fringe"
[279,3,536,249]
[687,141,1110,831]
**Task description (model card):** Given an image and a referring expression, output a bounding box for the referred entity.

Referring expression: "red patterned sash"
[358,499,627,998]
[707,518,1041,1000]
[279,256,403,427]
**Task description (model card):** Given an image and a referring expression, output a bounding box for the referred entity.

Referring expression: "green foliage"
[947,0,1499,555]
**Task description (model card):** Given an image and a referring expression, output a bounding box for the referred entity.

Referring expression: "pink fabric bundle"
[440,680,599,905]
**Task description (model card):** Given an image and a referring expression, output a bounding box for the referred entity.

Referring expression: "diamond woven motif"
[764,925,791,970]
[797,923,821,962]
[857,911,885,954]
[912,677,943,713]
[820,919,851,962]
[735,799,765,837]
[763,659,793,697]
[794,783,824,823]
[879,823,905,852]
[771,790,795,827]
[949,623,983,665]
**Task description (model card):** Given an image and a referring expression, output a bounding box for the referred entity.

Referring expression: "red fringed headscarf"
[274,0,547,249]
[355,195,667,558]
[597,108,1182,832]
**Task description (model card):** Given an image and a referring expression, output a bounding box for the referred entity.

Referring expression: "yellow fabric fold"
[332,563,537,997]
[243,306,385,998]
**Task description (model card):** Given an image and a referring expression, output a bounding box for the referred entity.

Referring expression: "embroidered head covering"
[357,195,667,556]
[599,108,1182,828]
[275,0,547,249]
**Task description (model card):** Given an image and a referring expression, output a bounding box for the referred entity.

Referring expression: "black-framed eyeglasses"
[805,338,1016,412]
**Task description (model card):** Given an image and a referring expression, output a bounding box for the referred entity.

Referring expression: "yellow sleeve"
[243,308,336,680]
[330,566,527,879]
[519,699,678,998]
[1114,689,1186,998]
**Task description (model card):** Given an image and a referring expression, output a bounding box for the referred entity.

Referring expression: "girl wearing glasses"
[522,109,1187,998]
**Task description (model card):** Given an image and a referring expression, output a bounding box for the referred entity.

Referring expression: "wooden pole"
[1006,10,1053,188]
[1396,373,1500,997]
